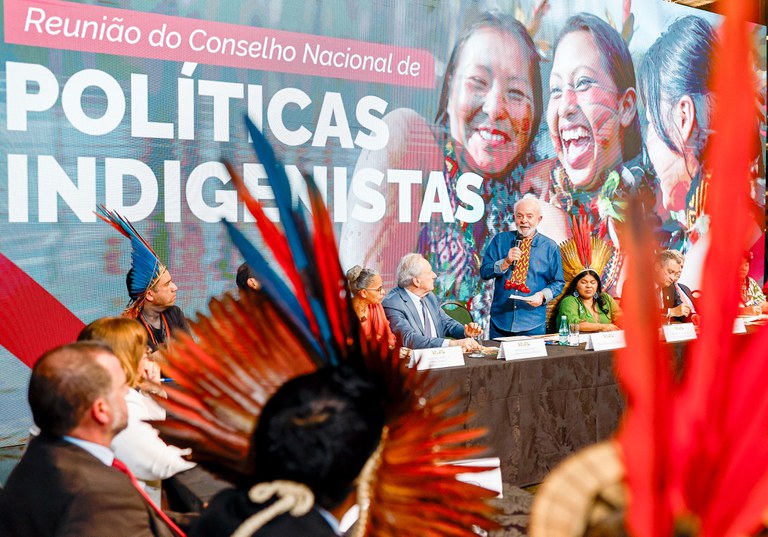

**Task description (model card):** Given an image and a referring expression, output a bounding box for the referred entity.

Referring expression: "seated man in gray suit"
[383,253,482,351]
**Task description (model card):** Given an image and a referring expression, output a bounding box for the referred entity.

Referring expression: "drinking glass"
[468,334,484,358]
[568,322,580,347]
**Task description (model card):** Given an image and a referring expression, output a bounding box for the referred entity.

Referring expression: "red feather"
[615,2,766,535]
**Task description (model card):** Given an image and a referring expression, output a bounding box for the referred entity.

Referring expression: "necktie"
[421,299,433,338]
[112,457,186,537]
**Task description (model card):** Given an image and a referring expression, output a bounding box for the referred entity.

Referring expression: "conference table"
[423,342,626,487]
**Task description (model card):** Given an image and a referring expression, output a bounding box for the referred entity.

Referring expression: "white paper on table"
[585,330,626,351]
[740,314,768,325]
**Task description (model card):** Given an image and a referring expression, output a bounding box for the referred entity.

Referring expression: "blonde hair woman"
[78,317,195,505]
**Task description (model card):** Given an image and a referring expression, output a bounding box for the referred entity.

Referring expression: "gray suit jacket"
[382,287,465,349]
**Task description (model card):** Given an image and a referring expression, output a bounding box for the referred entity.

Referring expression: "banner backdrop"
[0,0,765,446]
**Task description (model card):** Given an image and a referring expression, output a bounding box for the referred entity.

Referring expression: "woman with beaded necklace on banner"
[525,11,655,294]
[417,11,546,332]
[339,11,549,335]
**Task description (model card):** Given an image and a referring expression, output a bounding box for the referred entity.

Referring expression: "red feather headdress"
[153,119,500,536]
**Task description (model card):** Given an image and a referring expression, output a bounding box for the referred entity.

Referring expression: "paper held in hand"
[409,346,465,370]
[584,330,626,351]
[508,295,535,302]
[498,339,547,360]
[661,323,697,343]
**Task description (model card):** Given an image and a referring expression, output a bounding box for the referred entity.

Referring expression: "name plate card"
[452,457,503,498]
[409,346,465,370]
[733,318,747,334]
[585,330,626,351]
[498,339,547,360]
[661,323,697,343]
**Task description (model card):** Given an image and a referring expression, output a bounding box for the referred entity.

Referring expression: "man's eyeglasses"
[365,286,385,293]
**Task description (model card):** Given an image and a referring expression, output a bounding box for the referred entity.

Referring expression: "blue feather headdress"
[96,206,167,318]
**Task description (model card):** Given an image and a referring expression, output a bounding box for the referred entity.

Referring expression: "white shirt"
[111,388,196,505]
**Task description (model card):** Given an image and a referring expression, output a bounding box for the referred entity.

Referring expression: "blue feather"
[245,117,309,273]
[224,221,324,359]
[96,206,163,296]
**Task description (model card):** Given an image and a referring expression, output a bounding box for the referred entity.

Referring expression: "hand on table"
[600,324,621,332]
[669,304,691,318]
[451,338,481,353]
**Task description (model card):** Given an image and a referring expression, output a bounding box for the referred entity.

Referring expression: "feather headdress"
[153,117,500,536]
[532,2,768,535]
[95,206,166,318]
[558,211,622,287]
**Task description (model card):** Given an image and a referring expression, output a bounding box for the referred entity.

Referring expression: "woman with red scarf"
[346,266,397,349]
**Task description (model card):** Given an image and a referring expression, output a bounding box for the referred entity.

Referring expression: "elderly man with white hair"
[382,253,482,351]
[480,196,564,338]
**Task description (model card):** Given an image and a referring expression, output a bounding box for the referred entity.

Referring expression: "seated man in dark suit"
[382,253,482,351]
[0,342,180,537]
[654,250,696,323]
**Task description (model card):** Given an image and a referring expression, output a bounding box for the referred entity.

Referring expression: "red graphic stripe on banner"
[0,253,84,368]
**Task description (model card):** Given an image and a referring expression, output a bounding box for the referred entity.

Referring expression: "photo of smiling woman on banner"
[525,12,655,294]
[340,11,545,328]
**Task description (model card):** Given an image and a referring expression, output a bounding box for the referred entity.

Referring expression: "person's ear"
[145,287,155,303]
[246,277,261,291]
[618,87,637,129]
[91,398,110,426]
[674,95,696,144]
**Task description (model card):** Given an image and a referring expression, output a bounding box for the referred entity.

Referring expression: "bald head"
[29,342,124,438]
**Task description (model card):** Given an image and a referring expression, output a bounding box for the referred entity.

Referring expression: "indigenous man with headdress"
[480,196,565,338]
[97,207,189,352]
[151,120,500,537]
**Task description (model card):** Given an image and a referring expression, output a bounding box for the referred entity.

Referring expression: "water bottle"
[558,315,568,346]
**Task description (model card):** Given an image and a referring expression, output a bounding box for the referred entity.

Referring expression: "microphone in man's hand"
[511,239,522,269]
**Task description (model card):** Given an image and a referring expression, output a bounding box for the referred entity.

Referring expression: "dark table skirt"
[424,343,624,487]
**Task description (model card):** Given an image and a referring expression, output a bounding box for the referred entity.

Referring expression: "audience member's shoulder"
[191,488,334,537]
[381,287,401,305]
[165,306,188,328]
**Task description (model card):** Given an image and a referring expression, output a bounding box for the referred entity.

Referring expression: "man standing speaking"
[480,197,564,338]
